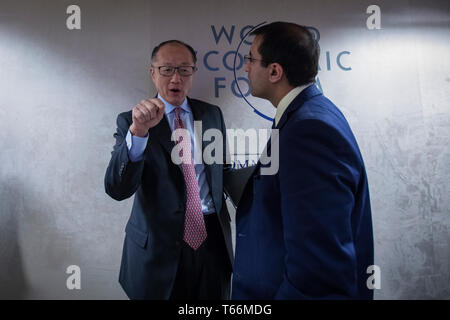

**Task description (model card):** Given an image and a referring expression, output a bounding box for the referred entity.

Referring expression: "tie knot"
[175,107,182,119]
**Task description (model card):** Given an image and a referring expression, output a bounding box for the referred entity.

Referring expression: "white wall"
[0,0,449,299]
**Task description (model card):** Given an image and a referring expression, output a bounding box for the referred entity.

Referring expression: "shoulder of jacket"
[189,98,219,110]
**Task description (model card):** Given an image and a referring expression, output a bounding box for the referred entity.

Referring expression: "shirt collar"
[157,93,190,115]
[274,83,313,126]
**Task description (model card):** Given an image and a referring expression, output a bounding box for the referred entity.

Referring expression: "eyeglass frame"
[243,54,267,65]
[151,65,197,77]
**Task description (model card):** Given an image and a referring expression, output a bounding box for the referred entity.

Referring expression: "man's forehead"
[155,44,193,63]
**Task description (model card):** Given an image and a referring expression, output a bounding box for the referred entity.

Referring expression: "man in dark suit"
[232,22,374,299]
[104,40,232,299]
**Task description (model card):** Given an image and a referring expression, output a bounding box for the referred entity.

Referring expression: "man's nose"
[244,63,250,73]
[170,70,182,82]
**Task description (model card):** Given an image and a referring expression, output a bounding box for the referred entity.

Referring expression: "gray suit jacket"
[104,97,233,299]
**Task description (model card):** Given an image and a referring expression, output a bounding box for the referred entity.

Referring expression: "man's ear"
[150,67,156,82]
[268,63,284,84]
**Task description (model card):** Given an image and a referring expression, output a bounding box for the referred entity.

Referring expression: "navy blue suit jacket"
[232,85,374,299]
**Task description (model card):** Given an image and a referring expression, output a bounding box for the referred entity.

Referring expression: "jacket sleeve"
[275,118,362,299]
[104,112,145,201]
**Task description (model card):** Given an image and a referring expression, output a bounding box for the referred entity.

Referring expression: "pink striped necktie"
[174,107,207,250]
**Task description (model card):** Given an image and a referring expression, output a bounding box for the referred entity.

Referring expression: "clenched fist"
[129,98,165,137]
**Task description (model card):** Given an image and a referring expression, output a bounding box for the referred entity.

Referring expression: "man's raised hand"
[130,98,165,137]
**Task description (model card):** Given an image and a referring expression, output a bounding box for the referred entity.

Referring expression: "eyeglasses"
[152,65,197,77]
[243,55,266,64]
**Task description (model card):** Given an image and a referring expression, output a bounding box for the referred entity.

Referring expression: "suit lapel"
[189,97,210,153]
[189,98,214,193]
[149,114,176,157]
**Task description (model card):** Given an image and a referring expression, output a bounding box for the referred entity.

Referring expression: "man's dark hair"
[151,40,197,64]
[251,22,320,87]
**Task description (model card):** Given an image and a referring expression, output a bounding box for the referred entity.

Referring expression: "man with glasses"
[105,40,232,299]
[232,22,374,299]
